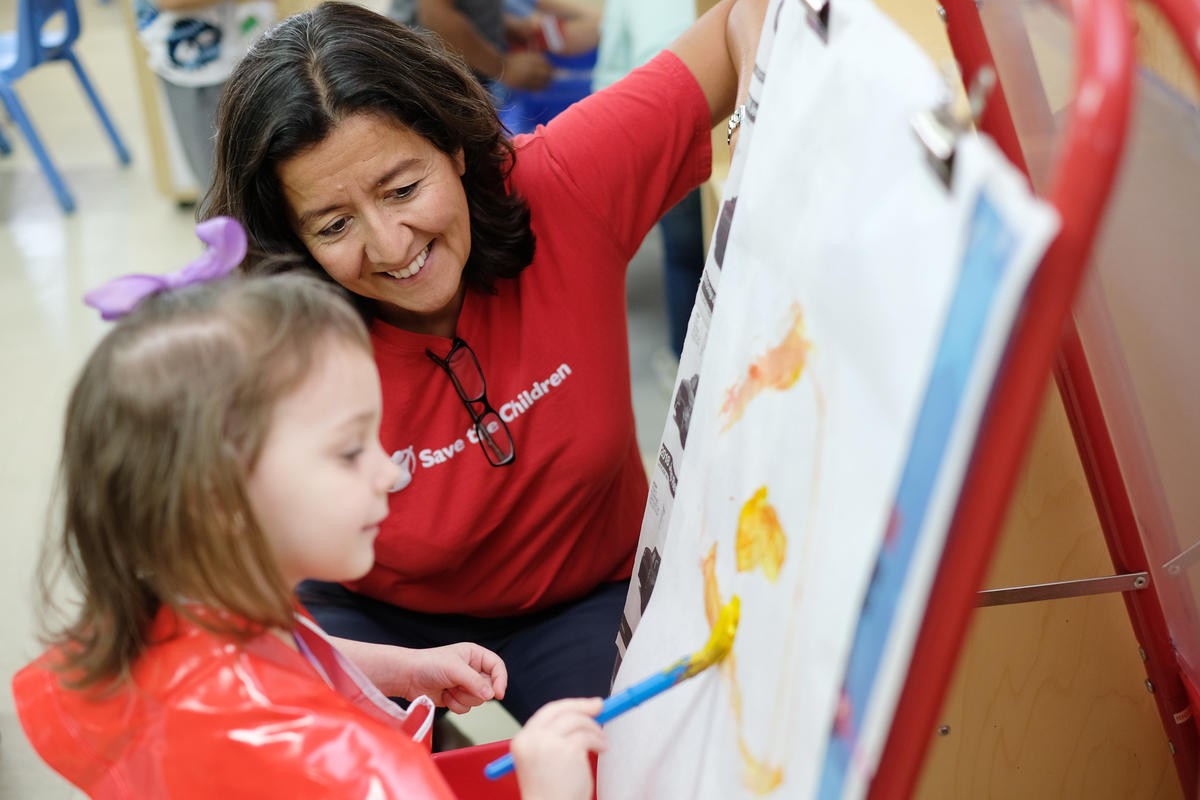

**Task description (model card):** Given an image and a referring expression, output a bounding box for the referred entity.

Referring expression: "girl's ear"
[454,148,466,177]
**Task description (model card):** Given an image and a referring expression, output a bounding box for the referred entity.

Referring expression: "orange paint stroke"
[739,737,785,795]
[701,544,784,792]
[736,487,787,582]
[701,544,742,724]
[720,303,812,431]
[701,544,722,628]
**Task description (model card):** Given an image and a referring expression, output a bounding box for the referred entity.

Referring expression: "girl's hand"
[511,698,605,800]
[392,642,508,713]
[328,637,507,710]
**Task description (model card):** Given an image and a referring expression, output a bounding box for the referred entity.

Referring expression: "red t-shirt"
[348,52,712,616]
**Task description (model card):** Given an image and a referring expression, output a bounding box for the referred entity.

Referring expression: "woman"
[202,0,765,724]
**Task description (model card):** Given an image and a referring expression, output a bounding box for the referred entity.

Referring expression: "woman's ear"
[454,147,466,177]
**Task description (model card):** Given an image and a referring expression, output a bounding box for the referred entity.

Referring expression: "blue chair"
[0,0,131,213]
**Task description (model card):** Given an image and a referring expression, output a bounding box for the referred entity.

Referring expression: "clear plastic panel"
[980,0,1200,682]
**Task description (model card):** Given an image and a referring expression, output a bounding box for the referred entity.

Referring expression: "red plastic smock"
[11,606,457,799]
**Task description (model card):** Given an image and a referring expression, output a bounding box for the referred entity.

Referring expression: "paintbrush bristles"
[683,595,741,678]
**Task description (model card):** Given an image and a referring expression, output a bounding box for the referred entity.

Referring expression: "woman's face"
[278,113,472,337]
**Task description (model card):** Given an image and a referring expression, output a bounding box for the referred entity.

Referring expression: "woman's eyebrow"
[294,158,422,230]
[374,158,421,188]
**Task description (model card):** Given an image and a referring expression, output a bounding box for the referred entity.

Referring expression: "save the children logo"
[388,446,415,493]
[409,362,573,472]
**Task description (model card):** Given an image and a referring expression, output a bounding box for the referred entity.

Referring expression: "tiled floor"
[0,1,676,794]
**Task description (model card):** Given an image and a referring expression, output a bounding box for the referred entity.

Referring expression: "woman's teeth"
[387,243,431,279]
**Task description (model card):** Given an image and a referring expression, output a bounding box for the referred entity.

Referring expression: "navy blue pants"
[297,579,627,724]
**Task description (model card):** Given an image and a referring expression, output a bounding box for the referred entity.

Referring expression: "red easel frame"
[873,0,1200,795]
[1050,0,1200,790]
[869,0,1136,794]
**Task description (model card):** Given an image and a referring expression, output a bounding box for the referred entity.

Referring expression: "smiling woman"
[200,0,768,731]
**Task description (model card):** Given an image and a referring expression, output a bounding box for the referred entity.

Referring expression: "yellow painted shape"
[736,487,788,582]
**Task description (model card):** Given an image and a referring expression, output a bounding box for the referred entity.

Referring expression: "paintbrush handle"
[595,662,688,723]
[484,753,517,780]
[484,662,689,780]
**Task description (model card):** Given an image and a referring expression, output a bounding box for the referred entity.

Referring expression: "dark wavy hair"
[200,1,535,315]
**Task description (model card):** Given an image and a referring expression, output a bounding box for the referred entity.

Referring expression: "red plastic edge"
[867,0,1136,795]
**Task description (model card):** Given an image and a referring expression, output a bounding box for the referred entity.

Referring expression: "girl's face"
[244,336,401,588]
[278,113,472,339]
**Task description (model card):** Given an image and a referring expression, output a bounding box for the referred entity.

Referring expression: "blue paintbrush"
[484,596,741,780]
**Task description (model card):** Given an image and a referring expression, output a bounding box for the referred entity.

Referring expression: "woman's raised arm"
[668,0,770,128]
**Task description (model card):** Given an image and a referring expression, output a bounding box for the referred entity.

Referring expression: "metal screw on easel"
[937,725,951,736]
[1145,679,1156,694]
[1168,741,1177,755]
[1138,646,1148,662]
[937,4,947,21]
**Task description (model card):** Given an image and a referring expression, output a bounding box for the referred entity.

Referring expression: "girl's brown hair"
[39,273,370,689]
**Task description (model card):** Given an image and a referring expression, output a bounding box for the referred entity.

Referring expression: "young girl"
[11,218,605,799]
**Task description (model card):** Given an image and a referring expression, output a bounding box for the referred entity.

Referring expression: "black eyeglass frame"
[425,337,516,467]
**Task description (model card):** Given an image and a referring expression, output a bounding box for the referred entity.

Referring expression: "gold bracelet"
[727,104,747,146]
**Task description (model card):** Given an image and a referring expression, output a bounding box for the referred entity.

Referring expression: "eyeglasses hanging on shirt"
[425,337,516,467]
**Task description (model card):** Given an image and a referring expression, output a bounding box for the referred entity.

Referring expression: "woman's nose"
[362,213,411,267]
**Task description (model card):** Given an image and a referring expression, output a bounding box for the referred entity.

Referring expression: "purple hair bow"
[84,217,248,321]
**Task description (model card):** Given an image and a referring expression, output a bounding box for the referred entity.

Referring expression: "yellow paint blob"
[736,487,787,582]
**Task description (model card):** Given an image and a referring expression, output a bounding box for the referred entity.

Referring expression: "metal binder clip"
[912,67,996,187]
[801,0,831,41]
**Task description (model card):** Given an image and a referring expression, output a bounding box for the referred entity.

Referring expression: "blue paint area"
[817,190,1018,798]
